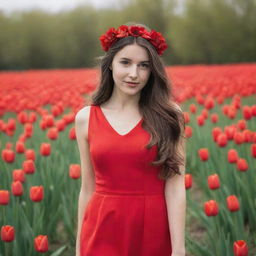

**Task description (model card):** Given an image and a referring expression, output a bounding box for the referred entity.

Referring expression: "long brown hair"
[90,22,186,180]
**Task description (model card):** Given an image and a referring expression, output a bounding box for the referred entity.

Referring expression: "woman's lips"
[125,81,139,87]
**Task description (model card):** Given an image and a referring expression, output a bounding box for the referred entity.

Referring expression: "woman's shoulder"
[75,105,93,128]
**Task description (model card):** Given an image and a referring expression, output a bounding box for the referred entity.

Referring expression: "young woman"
[75,22,186,256]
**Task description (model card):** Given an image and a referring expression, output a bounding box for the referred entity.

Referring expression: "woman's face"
[110,43,151,95]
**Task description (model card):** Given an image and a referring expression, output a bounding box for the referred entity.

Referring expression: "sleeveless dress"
[80,104,172,256]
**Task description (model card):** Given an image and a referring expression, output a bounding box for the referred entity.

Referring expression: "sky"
[0,0,121,14]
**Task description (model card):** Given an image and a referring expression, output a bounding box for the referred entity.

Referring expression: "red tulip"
[242,129,253,142]
[198,148,209,161]
[25,149,36,160]
[2,149,15,163]
[252,105,256,116]
[197,115,205,126]
[189,104,197,113]
[24,123,33,138]
[185,174,193,189]
[18,111,28,124]
[44,114,55,127]
[201,109,208,119]
[212,127,222,142]
[185,126,192,138]
[47,127,59,140]
[23,159,35,174]
[237,120,247,130]
[40,143,51,156]
[227,106,237,119]
[15,141,26,153]
[7,118,16,131]
[208,174,220,190]
[69,127,76,140]
[236,158,248,172]
[217,133,228,147]
[226,195,240,212]
[55,119,66,131]
[69,164,81,179]
[30,186,44,202]
[196,94,204,105]
[251,144,256,158]
[34,235,49,252]
[0,190,10,205]
[242,106,252,120]
[204,97,214,109]
[13,169,26,183]
[225,126,236,140]
[204,200,219,216]
[227,149,239,163]
[233,132,244,144]
[1,225,15,242]
[233,240,248,256]
[11,181,23,196]
[211,113,218,123]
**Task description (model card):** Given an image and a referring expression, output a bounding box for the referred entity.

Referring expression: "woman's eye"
[120,61,129,65]
[141,63,149,68]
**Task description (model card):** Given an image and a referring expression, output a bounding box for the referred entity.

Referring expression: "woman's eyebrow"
[120,57,149,63]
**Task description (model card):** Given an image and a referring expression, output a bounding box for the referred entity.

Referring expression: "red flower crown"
[99,25,168,56]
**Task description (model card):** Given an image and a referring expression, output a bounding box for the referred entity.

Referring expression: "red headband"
[99,25,168,56]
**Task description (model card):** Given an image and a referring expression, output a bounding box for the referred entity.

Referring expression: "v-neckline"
[98,105,143,137]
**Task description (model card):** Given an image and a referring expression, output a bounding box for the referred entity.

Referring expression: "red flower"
[185,126,192,138]
[233,240,248,256]
[237,120,247,130]
[198,148,209,161]
[13,169,26,183]
[227,149,238,163]
[30,186,44,202]
[1,225,15,242]
[47,127,59,140]
[69,127,76,140]
[189,104,197,113]
[23,159,35,174]
[217,133,228,147]
[25,149,36,161]
[204,97,214,109]
[129,25,146,37]
[226,195,240,212]
[236,158,248,171]
[69,164,81,179]
[183,112,190,123]
[34,235,49,253]
[197,115,205,126]
[15,141,26,153]
[251,144,256,158]
[55,119,66,131]
[40,143,51,156]
[242,106,252,120]
[211,113,218,123]
[233,132,244,144]
[2,149,15,163]
[11,181,23,196]
[0,190,10,205]
[208,174,220,190]
[212,127,222,142]
[225,126,236,140]
[204,200,219,216]
[185,174,193,189]
[44,114,55,127]
[99,25,168,55]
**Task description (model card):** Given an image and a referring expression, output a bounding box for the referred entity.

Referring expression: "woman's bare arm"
[75,106,95,256]
[165,104,186,256]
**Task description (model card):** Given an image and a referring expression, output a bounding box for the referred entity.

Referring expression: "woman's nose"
[128,65,138,79]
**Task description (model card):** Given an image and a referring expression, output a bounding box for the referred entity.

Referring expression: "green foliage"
[0,0,256,70]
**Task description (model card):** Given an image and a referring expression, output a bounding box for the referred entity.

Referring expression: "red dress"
[80,104,172,256]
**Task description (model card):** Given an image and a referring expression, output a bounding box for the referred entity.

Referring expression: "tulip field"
[0,63,256,255]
